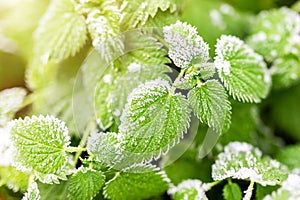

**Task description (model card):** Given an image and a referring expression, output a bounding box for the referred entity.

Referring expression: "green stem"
[20,93,36,109]
[65,147,87,153]
[194,62,215,69]
[209,180,222,188]
[73,120,96,165]
[169,69,185,95]
[243,181,255,200]
[152,34,169,48]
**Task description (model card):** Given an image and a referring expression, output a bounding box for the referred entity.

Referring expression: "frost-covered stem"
[169,69,186,95]
[209,180,222,188]
[243,181,255,200]
[73,120,96,165]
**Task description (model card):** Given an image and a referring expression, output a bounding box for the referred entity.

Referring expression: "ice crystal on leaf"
[188,80,231,133]
[119,79,191,163]
[168,179,210,200]
[215,35,270,103]
[212,142,288,186]
[163,20,210,68]
[87,132,122,166]
[9,115,73,181]
[22,182,40,200]
[263,174,300,200]
[68,167,105,200]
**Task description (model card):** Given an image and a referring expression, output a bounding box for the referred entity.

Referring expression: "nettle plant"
[1,0,300,200]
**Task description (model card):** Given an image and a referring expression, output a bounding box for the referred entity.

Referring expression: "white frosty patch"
[128,63,141,73]
[168,179,210,200]
[103,74,113,84]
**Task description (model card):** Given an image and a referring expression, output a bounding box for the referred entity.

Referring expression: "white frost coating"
[214,35,243,76]
[168,179,209,200]
[0,127,14,166]
[163,20,210,68]
[139,116,145,122]
[103,74,113,84]
[263,174,300,200]
[212,142,286,186]
[22,182,40,200]
[127,62,141,73]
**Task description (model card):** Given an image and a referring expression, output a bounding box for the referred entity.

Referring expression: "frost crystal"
[128,62,142,73]
[168,179,210,200]
[214,34,269,103]
[163,20,210,68]
[22,182,40,200]
[9,115,72,177]
[263,174,300,200]
[212,142,288,186]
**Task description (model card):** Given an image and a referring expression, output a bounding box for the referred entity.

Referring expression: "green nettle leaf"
[212,142,288,186]
[0,87,26,127]
[9,115,73,179]
[214,35,270,103]
[0,166,30,192]
[263,174,300,200]
[188,80,231,132]
[34,0,87,63]
[22,182,40,200]
[142,10,177,28]
[120,0,176,30]
[247,7,300,62]
[271,54,300,89]
[111,63,171,125]
[276,144,300,170]
[163,20,210,68]
[119,79,191,162]
[86,3,123,63]
[103,164,170,200]
[68,167,105,200]
[87,132,122,166]
[168,179,210,200]
[223,183,242,200]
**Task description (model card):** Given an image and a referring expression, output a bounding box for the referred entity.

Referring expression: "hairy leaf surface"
[212,142,288,186]
[215,35,270,103]
[103,164,170,200]
[9,115,72,177]
[119,79,191,162]
[188,80,231,132]
[69,167,105,200]
[34,0,87,63]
